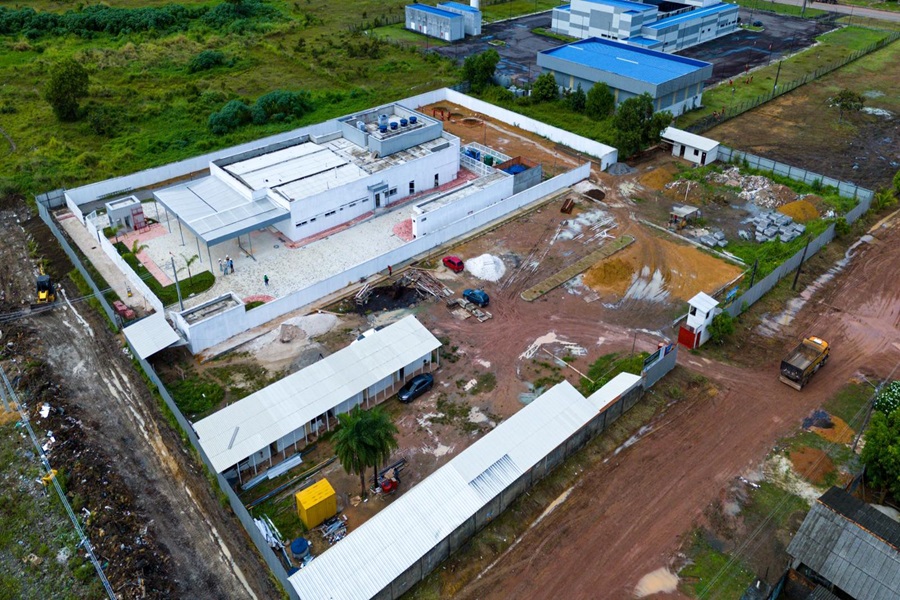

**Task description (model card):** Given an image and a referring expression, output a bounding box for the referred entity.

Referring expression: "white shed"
[104,195,146,232]
[679,291,719,349]
[661,127,719,166]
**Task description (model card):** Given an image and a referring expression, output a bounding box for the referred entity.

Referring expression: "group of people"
[218,256,235,275]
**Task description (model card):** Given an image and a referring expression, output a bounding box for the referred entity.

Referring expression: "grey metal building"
[537,37,713,116]
[405,3,465,41]
[787,487,900,600]
[437,1,482,36]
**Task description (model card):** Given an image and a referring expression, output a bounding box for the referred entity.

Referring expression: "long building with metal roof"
[194,315,441,477]
[289,373,644,600]
[537,37,713,115]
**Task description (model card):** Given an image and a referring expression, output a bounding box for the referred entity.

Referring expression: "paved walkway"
[56,211,156,314]
[770,0,900,22]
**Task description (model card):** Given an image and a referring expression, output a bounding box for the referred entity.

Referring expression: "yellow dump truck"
[780,337,829,390]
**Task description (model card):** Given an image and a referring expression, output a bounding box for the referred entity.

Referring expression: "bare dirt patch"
[809,414,856,445]
[789,447,835,485]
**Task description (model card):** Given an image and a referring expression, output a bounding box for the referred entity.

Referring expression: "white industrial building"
[405,4,465,41]
[661,126,719,165]
[154,102,459,251]
[194,316,441,478]
[552,0,738,53]
[437,1,482,36]
[289,373,644,600]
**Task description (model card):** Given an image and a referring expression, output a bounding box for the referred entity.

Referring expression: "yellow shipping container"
[295,479,337,529]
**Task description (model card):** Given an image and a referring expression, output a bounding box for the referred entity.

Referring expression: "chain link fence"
[685,31,900,134]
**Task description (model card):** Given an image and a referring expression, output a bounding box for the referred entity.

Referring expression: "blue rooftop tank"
[378,114,388,127]
[400,118,408,127]
[409,115,418,124]
[390,121,399,130]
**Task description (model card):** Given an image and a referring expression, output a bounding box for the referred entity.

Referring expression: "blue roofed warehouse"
[406,3,465,41]
[537,37,713,116]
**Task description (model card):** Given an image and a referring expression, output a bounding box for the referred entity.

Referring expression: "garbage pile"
[709,167,798,209]
[740,210,806,244]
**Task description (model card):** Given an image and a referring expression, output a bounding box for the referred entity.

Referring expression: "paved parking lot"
[431,9,829,87]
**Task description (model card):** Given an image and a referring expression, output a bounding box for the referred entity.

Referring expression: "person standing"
[218,258,223,273]
[388,265,392,277]
[264,274,269,287]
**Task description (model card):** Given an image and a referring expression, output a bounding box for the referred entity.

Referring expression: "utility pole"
[170,255,184,311]
[792,239,810,291]
[772,60,782,93]
[800,0,807,17]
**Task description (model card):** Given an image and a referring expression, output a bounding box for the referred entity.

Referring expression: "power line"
[0,365,117,600]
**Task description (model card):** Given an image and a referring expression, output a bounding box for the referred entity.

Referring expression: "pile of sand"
[789,447,835,485]
[810,414,855,445]
[466,254,506,282]
[638,164,678,191]
[584,258,634,296]
[778,199,819,223]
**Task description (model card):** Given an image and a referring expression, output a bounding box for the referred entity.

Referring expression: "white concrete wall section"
[404,89,618,168]
[82,216,165,313]
[64,120,342,207]
[282,146,459,241]
[180,163,589,353]
[412,176,513,238]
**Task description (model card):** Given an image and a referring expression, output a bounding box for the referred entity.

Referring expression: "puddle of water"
[634,568,679,597]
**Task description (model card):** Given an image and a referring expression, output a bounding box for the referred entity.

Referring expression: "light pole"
[169,254,184,311]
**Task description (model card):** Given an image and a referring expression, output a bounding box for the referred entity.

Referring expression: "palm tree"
[333,406,398,496]
[130,239,149,256]
[181,253,199,285]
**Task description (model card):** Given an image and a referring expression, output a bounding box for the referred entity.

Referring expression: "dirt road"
[459,219,900,598]
[0,198,279,599]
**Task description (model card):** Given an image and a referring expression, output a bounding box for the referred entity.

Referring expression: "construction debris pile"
[708,167,798,209]
[3,325,176,598]
[741,211,806,244]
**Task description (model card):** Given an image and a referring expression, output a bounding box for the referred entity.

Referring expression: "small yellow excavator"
[36,266,56,304]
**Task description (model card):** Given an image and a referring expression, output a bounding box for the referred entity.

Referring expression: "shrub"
[250,89,313,125]
[168,377,224,415]
[708,311,735,345]
[874,381,900,414]
[187,49,226,73]
[208,99,252,134]
[87,104,120,137]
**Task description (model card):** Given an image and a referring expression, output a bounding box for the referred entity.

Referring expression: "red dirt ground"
[458,216,900,599]
[789,447,835,485]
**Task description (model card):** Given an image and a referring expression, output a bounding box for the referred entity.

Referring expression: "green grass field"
[731,0,826,18]
[481,0,562,22]
[677,26,895,129]
[0,0,459,196]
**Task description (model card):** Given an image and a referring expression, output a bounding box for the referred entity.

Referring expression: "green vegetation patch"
[679,529,756,599]
[726,219,831,283]
[729,0,825,17]
[824,382,872,423]
[580,352,648,395]
[113,242,214,306]
[167,376,225,416]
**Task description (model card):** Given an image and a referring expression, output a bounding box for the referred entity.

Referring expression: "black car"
[398,373,434,403]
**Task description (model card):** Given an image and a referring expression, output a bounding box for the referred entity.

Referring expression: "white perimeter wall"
[412,176,515,237]
[404,89,618,169]
[175,163,590,353]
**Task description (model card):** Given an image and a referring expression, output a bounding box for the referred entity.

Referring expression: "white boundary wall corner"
[404,89,619,169]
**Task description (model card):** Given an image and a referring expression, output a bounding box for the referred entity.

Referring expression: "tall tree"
[181,253,200,285]
[462,49,500,94]
[612,93,672,158]
[531,72,559,103]
[566,84,586,113]
[585,82,615,119]
[334,406,399,496]
[44,58,89,122]
[829,88,865,123]
[861,406,900,502]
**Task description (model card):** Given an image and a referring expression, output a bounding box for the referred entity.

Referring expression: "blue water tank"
[378,114,388,127]
[409,115,418,124]
[288,567,300,576]
[390,121,399,130]
[291,538,310,559]
[400,118,408,127]
[379,124,387,133]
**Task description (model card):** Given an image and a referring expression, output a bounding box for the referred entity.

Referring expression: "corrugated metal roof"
[194,316,441,473]
[809,586,841,600]
[154,176,289,246]
[123,313,181,359]
[406,3,463,19]
[539,38,711,85]
[787,489,900,600]
[644,2,736,30]
[289,374,642,600]
[662,127,720,152]
[438,1,480,14]
[688,291,719,314]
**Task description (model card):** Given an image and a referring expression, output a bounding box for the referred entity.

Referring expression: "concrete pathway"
[56,211,156,314]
